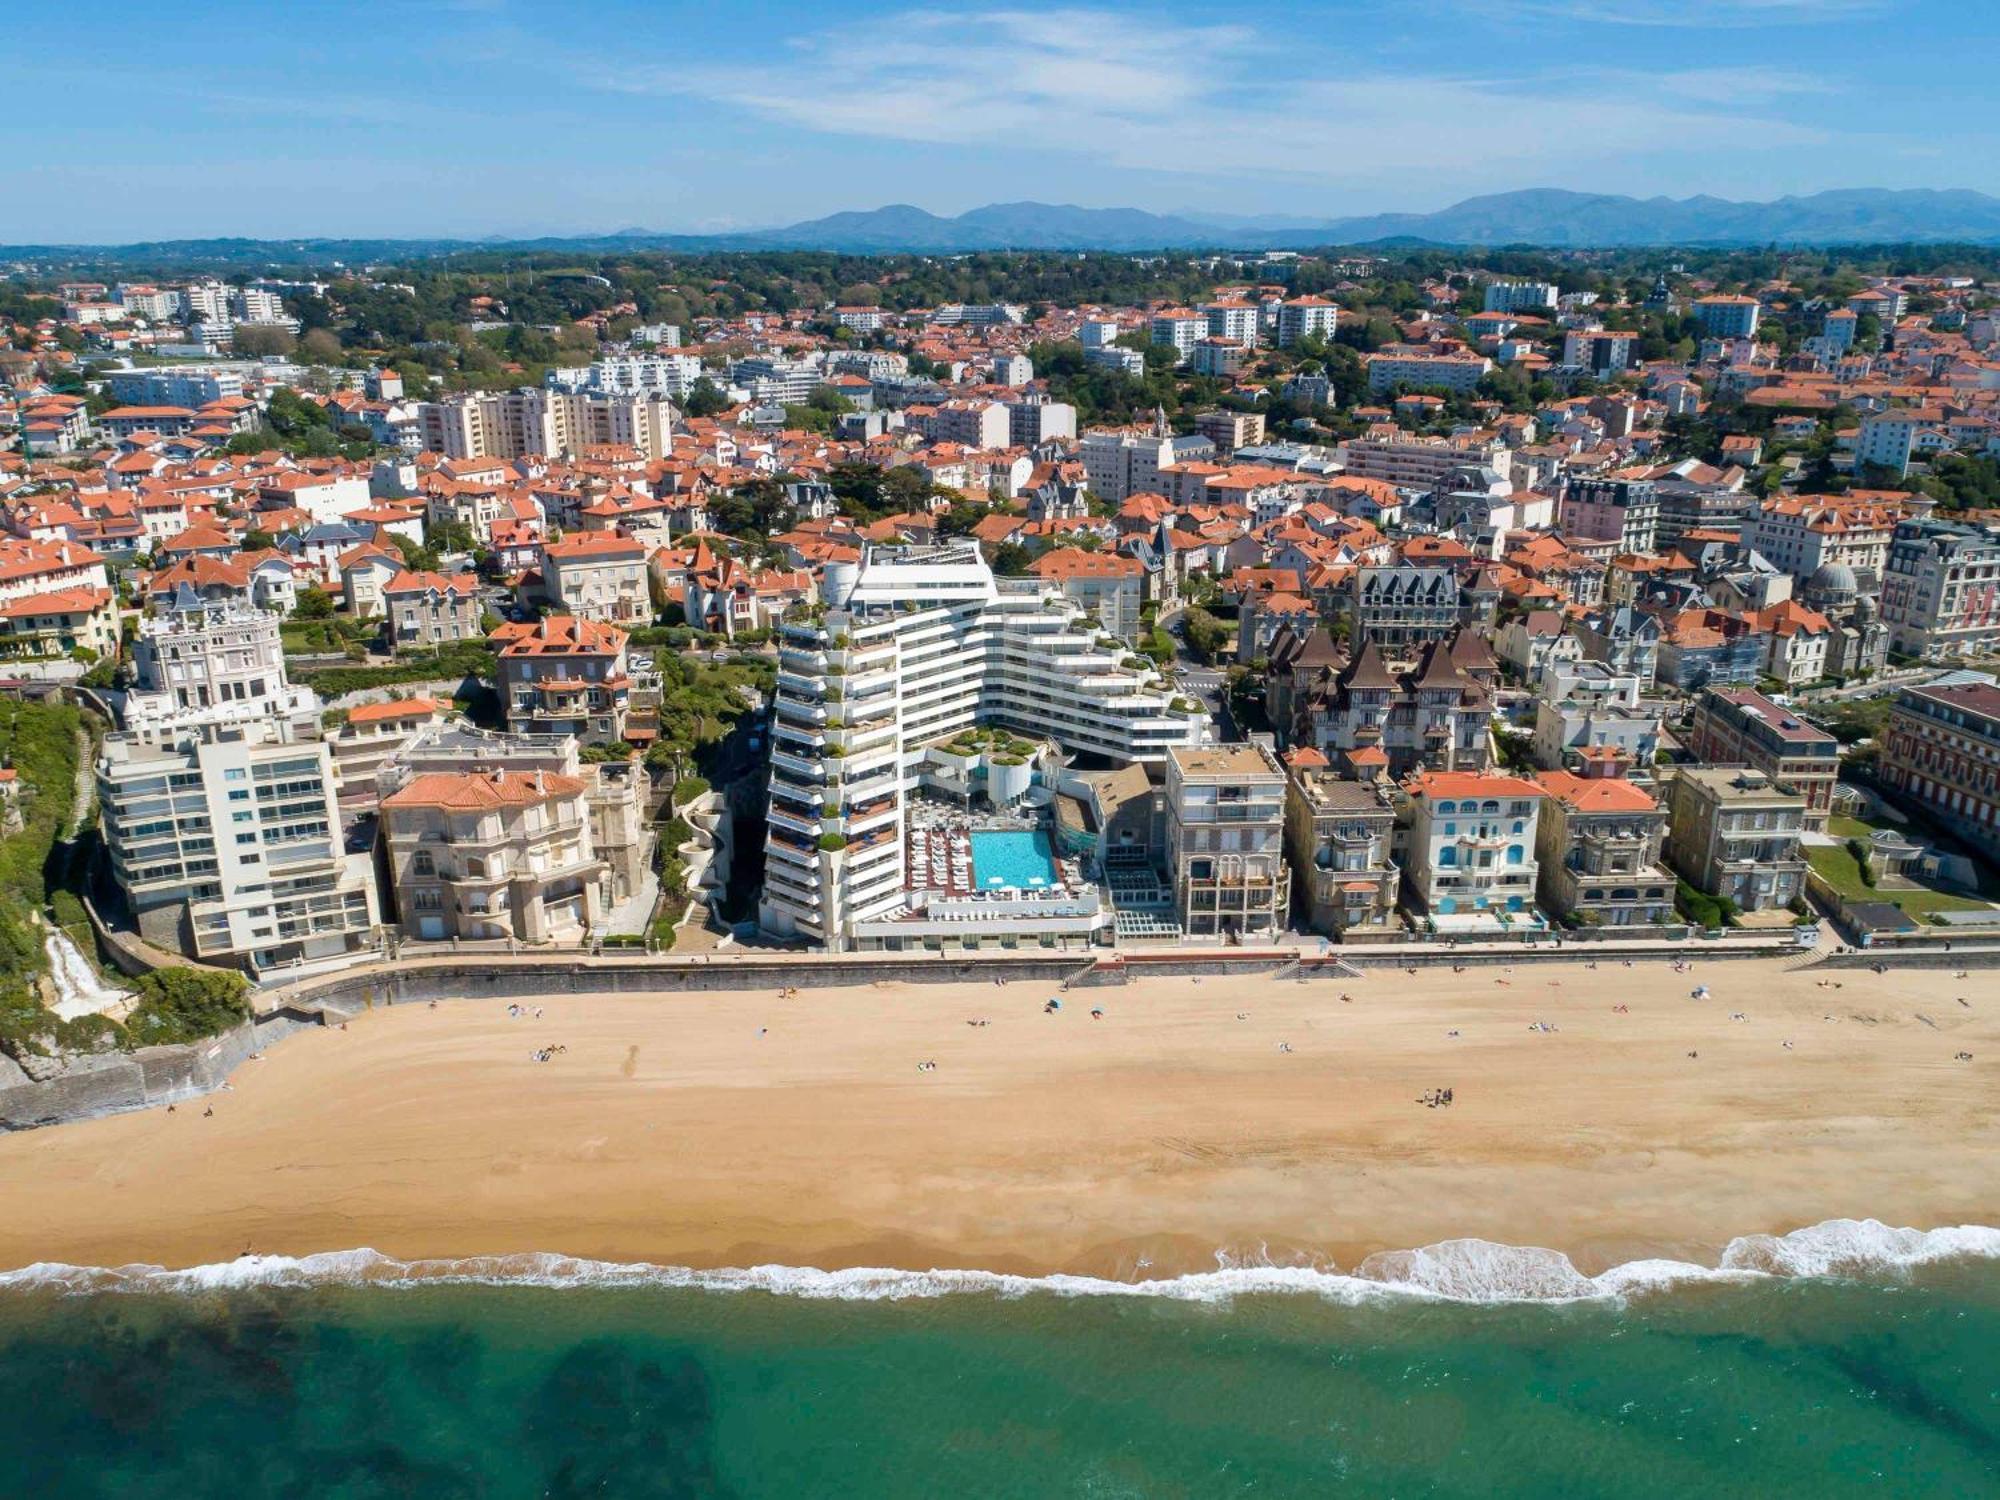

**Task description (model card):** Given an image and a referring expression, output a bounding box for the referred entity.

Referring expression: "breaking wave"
[1,1220,1994,1306]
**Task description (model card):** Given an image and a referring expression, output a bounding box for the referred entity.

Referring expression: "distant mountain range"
[726,189,2000,251]
[12,188,2000,266]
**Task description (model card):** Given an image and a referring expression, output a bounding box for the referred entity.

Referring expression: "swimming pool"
[969,829,1060,890]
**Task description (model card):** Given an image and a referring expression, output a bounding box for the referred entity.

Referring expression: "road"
[1157,606,1234,738]
[1794,668,1947,705]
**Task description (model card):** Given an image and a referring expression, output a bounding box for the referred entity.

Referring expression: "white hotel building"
[760,543,1204,949]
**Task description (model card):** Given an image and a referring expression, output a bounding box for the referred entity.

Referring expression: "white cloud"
[1495,0,1891,26]
[605,8,1836,195]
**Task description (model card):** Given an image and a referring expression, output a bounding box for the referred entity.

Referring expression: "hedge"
[123,967,253,1048]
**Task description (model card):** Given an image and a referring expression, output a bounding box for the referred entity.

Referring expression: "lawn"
[1805,841,1993,920]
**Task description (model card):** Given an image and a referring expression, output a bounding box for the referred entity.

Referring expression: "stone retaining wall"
[0,1012,320,1131]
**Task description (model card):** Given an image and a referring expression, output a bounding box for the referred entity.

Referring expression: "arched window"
[1435,800,1455,815]
[1482,799,1500,813]
[1439,847,1457,867]
[1506,845,1524,865]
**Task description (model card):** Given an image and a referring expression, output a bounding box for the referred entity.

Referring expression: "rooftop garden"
[940,727,1041,759]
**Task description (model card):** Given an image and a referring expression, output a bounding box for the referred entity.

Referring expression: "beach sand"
[0,955,1994,1278]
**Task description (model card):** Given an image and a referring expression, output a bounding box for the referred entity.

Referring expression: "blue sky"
[3,0,1991,241]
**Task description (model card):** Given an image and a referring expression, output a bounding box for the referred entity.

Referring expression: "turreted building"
[1269,624,1496,777]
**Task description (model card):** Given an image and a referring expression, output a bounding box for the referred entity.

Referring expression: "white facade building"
[1276,297,1339,348]
[123,601,321,744]
[1400,771,1547,922]
[759,543,1204,949]
[1483,282,1558,314]
[546,354,705,400]
[97,720,377,972]
[1148,312,1209,364]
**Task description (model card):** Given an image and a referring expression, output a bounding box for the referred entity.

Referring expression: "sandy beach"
[0,954,1994,1278]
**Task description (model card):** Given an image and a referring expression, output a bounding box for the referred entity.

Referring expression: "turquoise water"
[2,1252,1997,1497]
[971,828,1059,889]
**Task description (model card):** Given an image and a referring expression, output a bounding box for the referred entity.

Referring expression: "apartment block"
[1365,353,1491,395]
[1665,767,1806,913]
[97,720,377,972]
[1167,743,1291,939]
[1275,297,1339,348]
[1194,409,1265,457]
[759,542,1202,949]
[1202,300,1262,349]
[1350,565,1462,650]
[1879,517,2000,661]
[540,532,651,625]
[1741,495,1900,586]
[1561,477,1659,554]
[1339,432,1510,490]
[1532,768,1674,926]
[1686,686,1839,830]
[1079,424,1215,504]
[1148,311,1209,362]
[1282,753,1399,938]
[495,614,633,745]
[1483,282,1558,314]
[1876,680,2000,858]
[546,353,704,399]
[1693,295,1761,339]
[1560,329,1636,376]
[418,387,677,460]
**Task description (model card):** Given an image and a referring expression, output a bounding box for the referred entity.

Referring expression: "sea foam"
[1,1219,1995,1306]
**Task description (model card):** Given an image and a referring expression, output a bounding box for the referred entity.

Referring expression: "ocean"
[2,1224,1996,1498]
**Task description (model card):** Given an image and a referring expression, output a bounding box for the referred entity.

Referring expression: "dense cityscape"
[2,240,2000,1052]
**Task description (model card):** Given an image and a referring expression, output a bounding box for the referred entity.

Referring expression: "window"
[223,768,247,783]
[412,850,435,876]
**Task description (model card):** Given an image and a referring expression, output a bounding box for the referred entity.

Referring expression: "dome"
[1804,561,1858,606]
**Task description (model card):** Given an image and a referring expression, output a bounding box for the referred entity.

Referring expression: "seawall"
[8,936,1992,1132]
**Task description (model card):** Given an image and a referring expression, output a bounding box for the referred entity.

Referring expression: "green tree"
[991,541,1033,576]
[292,585,336,620]
[683,377,728,417]
[1182,607,1232,664]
